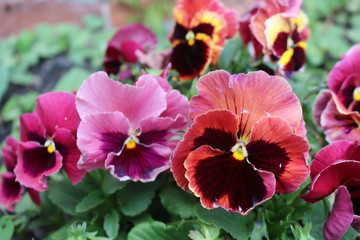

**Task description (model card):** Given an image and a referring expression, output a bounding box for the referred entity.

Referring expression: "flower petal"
[310,140,360,180]
[27,188,41,206]
[323,186,354,240]
[184,145,276,215]
[77,112,130,171]
[247,116,309,193]
[106,143,171,182]
[35,92,80,136]
[171,110,239,191]
[76,71,167,127]
[19,113,46,143]
[302,160,360,203]
[15,141,63,191]
[52,128,86,184]
[190,70,304,137]
[0,172,23,211]
[2,136,18,171]
[313,90,332,126]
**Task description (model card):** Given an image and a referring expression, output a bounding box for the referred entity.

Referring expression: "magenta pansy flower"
[14,92,86,192]
[171,70,309,215]
[103,23,157,81]
[239,0,309,78]
[76,70,189,182]
[0,137,40,211]
[313,44,360,143]
[302,141,360,240]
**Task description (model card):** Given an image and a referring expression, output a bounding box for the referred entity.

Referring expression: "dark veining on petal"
[100,132,128,155]
[247,140,289,178]
[27,132,46,145]
[193,128,236,152]
[139,130,168,146]
[193,153,267,212]
[22,147,56,177]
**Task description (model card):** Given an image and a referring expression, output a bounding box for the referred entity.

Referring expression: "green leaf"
[1,91,38,121]
[48,178,87,216]
[0,217,14,240]
[102,173,129,195]
[14,192,39,214]
[0,66,9,100]
[195,204,255,240]
[103,211,120,238]
[53,67,91,92]
[291,222,315,240]
[159,185,197,218]
[75,190,104,213]
[250,221,269,240]
[83,14,104,30]
[128,221,191,240]
[118,182,157,216]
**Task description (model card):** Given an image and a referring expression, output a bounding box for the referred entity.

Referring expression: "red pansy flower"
[239,0,309,78]
[171,70,309,214]
[302,141,360,240]
[169,0,237,80]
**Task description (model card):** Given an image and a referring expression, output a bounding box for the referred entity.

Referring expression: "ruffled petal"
[105,143,171,182]
[35,92,80,136]
[2,136,18,171]
[302,160,360,203]
[0,172,23,211]
[52,128,85,184]
[19,113,46,143]
[190,70,303,137]
[310,141,360,180]
[247,116,309,193]
[323,186,354,240]
[184,145,276,215]
[77,112,130,171]
[15,141,63,191]
[76,71,167,127]
[171,110,239,191]
[313,90,332,126]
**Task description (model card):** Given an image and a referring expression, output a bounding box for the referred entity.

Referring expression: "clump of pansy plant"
[0,137,40,211]
[313,44,360,143]
[14,92,86,191]
[171,70,310,214]
[103,23,159,81]
[75,67,189,182]
[302,141,360,240]
[169,0,238,80]
[239,0,309,78]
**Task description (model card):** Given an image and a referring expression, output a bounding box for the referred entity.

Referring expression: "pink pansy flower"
[239,0,309,78]
[0,137,40,211]
[103,23,157,81]
[171,70,309,215]
[14,92,86,192]
[302,141,360,240]
[76,69,189,182]
[169,0,238,80]
[313,44,360,143]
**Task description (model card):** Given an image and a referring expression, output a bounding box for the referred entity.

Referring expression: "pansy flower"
[171,70,309,215]
[169,0,238,80]
[14,92,86,191]
[76,69,189,182]
[313,44,360,143]
[302,141,360,240]
[0,137,40,211]
[103,23,157,81]
[239,0,309,78]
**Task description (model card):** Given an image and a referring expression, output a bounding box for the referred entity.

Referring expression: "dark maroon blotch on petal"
[193,127,237,152]
[22,147,56,178]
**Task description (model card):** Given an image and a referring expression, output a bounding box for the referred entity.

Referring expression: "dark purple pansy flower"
[0,137,40,211]
[76,70,189,182]
[302,141,360,240]
[103,23,157,81]
[313,44,360,143]
[14,92,86,191]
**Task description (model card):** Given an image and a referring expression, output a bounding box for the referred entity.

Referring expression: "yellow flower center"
[230,143,248,161]
[125,139,137,149]
[353,87,360,101]
[44,139,56,154]
[185,31,195,46]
